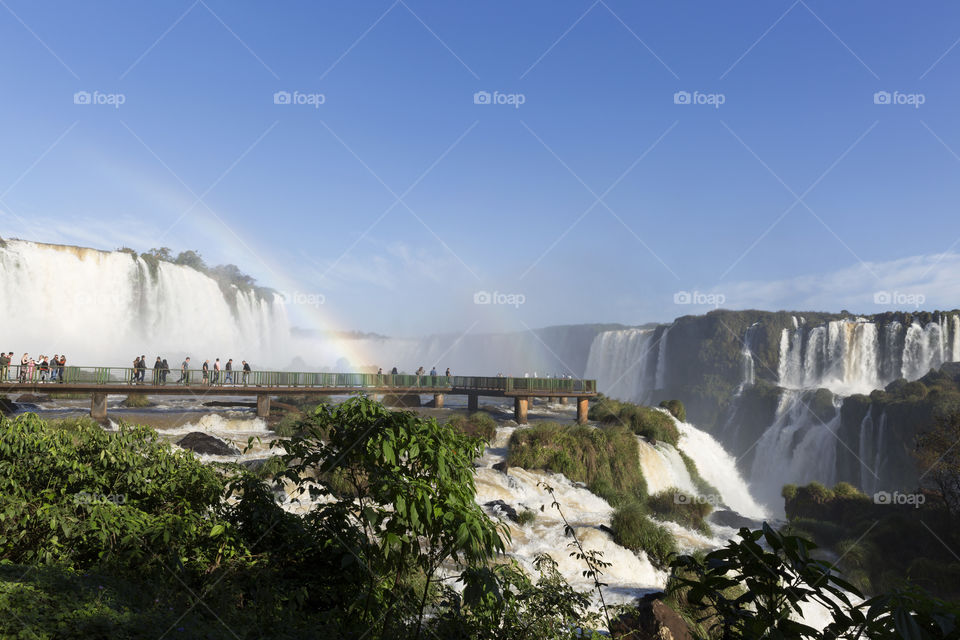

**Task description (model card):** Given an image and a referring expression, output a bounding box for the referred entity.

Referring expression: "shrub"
[508,422,645,505]
[448,412,497,441]
[659,399,687,422]
[515,509,536,526]
[781,484,798,501]
[611,501,677,568]
[647,488,712,536]
[120,393,152,408]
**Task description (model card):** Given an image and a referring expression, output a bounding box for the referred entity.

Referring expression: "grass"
[120,393,153,408]
[508,422,646,506]
[679,450,720,498]
[447,412,497,441]
[515,509,536,526]
[610,501,677,568]
[588,395,680,446]
[647,488,712,536]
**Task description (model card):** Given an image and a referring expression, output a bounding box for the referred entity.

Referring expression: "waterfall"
[654,326,670,389]
[636,437,697,495]
[749,390,841,512]
[0,240,290,366]
[857,412,887,496]
[584,328,657,402]
[740,323,758,388]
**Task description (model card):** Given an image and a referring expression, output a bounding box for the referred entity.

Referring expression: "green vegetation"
[448,411,498,441]
[119,392,153,408]
[647,488,712,536]
[515,508,537,526]
[507,422,646,506]
[134,246,276,304]
[781,481,960,600]
[659,399,687,422]
[679,450,720,497]
[589,395,680,446]
[610,501,677,567]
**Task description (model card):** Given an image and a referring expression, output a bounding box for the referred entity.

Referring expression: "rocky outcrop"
[611,593,694,640]
[176,432,239,456]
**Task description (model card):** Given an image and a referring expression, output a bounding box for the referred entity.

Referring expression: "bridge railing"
[0,365,596,395]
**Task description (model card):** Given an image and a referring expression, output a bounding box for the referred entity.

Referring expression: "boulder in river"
[710,509,761,530]
[484,499,520,523]
[176,432,239,456]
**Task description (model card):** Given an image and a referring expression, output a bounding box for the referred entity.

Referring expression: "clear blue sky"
[2,1,960,336]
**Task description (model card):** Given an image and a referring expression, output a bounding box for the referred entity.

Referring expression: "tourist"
[26,357,35,382]
[0,352,8,381]
[202,360,210,385]
[242,360,251,385]
[445,367,451,377]
[430,366,437,377]
[19,354,29,383]
[391,366,398,375]
[154,357,163,384]
[138,355,147,383]
[132,356,142,384]
[213,358,221,385]
[161,358,170,385]
[225,359,233,384]
[49,354,58,381]
[178,357,190,384]
[57,355,65,382]
[39,356,49,382]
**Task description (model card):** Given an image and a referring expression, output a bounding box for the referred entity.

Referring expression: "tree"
[146,247,173,262]
[915,414,960,518]
[174,249,206,271]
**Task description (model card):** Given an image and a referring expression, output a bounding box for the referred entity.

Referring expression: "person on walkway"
[48,354,57,381]
[179,357,191,384]
[430,366,437,377]
[224,359,233,384]
[0,352,8,381]
[57,355,66,383]
[391,366,398,375]
[202,360,210,385]
[213,358,221,385]
[445,367,451,377]
[242,360,251,385]
[19,354,29,383]
[39,356,49,382]
[161,358,170,385]
[154,357,163,384]
[132,356,142,384]
[26,357,35,382]
[138,356,147,383]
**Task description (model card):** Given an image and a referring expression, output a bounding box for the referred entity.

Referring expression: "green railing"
[0,365,596,395]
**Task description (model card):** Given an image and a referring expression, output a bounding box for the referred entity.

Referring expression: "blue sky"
[2,1,960,336]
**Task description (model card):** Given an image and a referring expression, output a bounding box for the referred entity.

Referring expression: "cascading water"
[636,437,697,496]
[584,328,657,403]
[0,240,290,366]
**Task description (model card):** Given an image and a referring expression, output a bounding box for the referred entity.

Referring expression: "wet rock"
[599,523,615,537]
[15,394,48,403]
[485,499,520,523]
[502,419,518,427]
[492,461,509,473]
[176,432,239,456]
[611,593,694,640]
[710,509,760,530]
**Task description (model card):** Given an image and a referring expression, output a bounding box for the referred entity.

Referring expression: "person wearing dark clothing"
[153,357,162,384]
[178,357,190,384]
[202,360,210,385]
[57,355,65,382]
[138,355,147,383]
[224,359,233,384]
[132,357,141,384]
[0,352,9,381]
[241,361,251,385]
[445,367,451,377]
[390,366,398,375]
[213,358,221,385]
[161,358,170,384]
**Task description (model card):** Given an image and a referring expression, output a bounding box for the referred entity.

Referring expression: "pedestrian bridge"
[1,366,598,424]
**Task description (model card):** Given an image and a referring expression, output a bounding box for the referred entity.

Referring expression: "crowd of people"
[376,366,452,378]
[0,353,68,383]
[132,356,254,386]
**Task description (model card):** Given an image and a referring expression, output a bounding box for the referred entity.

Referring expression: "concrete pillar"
[468,394,478,412]
[91,393,107,420]
[514,397,528,425]
[577,397,589,425]
[433,393,444,409]
[257,395,271,418]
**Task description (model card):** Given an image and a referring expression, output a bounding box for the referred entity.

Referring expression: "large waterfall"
[0,240,291,366]
[583,326,667,403]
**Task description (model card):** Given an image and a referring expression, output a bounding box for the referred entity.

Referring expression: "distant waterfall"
[777,316,958,394]
[584,328,661,402]
[0,240,291,366]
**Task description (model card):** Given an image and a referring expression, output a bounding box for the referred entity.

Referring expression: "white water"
[0,240,291,366]
[584,328,659,403]
[636,437,696,496]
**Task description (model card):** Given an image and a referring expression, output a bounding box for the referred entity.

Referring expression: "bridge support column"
[558,397,568,405]
[468,394,478,412]
[91,393,107,420]
[433,393,444,409]
[576,397,589,425]
[257,395,271,418]
[514,397,528,425]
